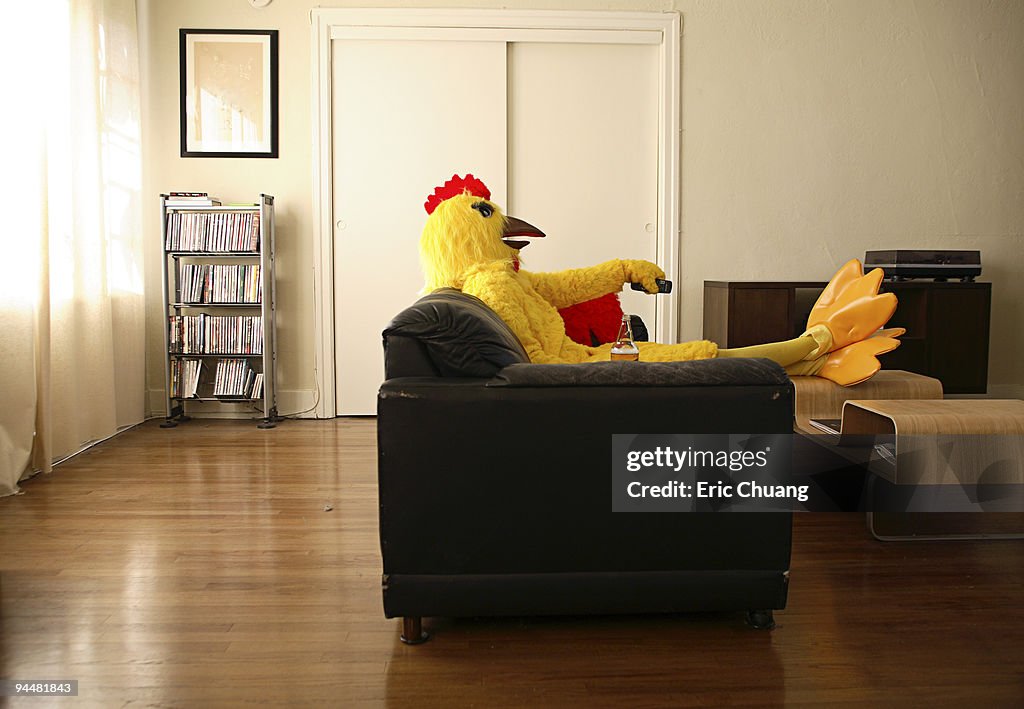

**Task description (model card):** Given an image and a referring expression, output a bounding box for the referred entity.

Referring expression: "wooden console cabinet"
[703,280,991,394]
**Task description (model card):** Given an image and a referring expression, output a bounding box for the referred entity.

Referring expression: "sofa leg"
[400,616,430,645]
[745,609,776,630]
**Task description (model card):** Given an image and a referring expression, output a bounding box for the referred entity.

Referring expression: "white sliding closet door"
[331,37,663,416]
[507,42,660,331]
[332,40,507,415]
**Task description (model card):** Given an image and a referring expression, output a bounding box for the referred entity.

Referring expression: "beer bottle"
[610,314,640,361]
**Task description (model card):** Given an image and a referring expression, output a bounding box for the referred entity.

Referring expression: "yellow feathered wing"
[461,262,717,364]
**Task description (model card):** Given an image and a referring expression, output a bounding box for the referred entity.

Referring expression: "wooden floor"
[1,419,1022,708]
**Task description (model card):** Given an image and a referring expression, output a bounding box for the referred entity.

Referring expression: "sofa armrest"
[383,288,529,378]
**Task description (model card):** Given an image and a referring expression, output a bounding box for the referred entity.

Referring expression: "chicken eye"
[472,201,494,218]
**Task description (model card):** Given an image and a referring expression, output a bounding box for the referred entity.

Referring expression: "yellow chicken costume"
[420,175,902,386]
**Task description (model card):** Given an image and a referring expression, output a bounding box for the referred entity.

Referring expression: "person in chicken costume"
[420,175,903,386]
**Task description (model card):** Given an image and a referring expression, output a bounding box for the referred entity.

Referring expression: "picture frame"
[179,29,279,158]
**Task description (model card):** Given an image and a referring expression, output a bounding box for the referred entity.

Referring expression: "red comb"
[424,174,491,215]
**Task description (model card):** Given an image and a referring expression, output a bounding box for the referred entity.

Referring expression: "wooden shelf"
[704,279,991,394]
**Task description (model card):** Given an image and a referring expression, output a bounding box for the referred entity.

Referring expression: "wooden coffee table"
[792,373,1024,540]
[840,399,1024,540]
[791,370,942,436]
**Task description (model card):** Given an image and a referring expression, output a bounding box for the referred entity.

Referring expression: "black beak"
[502,216,546,250]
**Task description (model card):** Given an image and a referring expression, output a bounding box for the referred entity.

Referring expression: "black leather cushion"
[383,336,441,379]
[383,289,530,378]
[488,358,789,387]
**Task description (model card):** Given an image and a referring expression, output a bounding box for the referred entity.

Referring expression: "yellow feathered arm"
[462,262,718,364]
[523,260,666,309]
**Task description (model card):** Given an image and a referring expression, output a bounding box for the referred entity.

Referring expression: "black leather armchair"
[378,289,794,643]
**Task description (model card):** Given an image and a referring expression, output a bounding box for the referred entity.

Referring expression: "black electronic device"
[630,278,673,293]
[864,250,981,281]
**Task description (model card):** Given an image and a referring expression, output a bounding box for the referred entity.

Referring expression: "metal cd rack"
[159,194,279,428]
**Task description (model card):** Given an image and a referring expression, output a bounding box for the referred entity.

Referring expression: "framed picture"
[179,29,279,158]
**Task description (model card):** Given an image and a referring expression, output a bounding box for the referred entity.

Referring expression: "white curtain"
[0,0,145,496]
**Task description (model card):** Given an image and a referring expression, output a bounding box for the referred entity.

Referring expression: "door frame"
[311,8,681,418]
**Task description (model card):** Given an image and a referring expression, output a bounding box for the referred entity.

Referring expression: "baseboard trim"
[146,389,320,420]
[986,384,1024,400]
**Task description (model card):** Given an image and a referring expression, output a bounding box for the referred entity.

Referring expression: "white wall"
[139,0,1024,412]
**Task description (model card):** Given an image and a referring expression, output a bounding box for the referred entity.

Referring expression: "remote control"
[630,278,672,294]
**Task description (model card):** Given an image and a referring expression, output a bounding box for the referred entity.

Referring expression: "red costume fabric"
[558,292,625,346]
